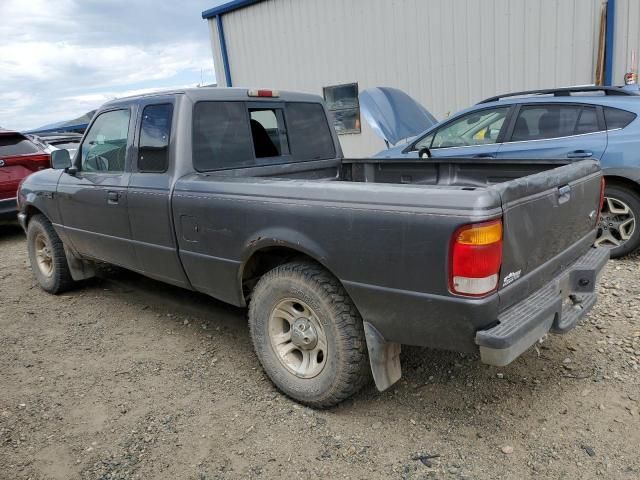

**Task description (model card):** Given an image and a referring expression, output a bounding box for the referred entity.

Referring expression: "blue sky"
[0,0,217,131]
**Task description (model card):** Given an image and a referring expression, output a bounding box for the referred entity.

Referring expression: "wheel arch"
[24,205,95,282]
[239,240,336,306]
[603,174,640,195]
[22,204,46,226]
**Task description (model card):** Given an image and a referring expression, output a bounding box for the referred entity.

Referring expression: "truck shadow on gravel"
[91,265,248,335]
[0,222,24,239]
[81,264,604,419]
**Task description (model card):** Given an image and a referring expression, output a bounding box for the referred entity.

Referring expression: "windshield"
[423,107,509,149]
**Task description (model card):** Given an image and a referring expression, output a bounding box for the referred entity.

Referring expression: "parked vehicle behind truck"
[0,129,50,220]
[364,86,640,258]
[18,88,608,407]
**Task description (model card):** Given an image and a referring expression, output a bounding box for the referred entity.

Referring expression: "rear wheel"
[27,215,75,293]
[248,261,370,408]
[595,185,640,258]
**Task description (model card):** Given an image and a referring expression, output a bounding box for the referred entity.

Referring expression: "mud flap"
[64,245,95,281]
[363,321,402,391]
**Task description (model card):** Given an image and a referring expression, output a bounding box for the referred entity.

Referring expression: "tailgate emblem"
[0,159,4,167]
[503,270,522,287]
[557,185,571,205]
[557,184,571,204]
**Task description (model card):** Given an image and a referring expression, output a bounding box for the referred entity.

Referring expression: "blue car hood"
[359,87,437,146]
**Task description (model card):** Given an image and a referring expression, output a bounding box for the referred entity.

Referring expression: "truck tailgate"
[495,160,602,311]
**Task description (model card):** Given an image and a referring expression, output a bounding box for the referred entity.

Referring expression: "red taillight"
[24,153,51,171]
[0,152,50,171]
[247,89,280,98]
[449,219,503,297]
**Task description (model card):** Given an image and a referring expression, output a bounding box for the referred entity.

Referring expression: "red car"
[0,129,50,220]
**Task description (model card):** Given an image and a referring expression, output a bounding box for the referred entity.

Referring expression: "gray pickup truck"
[17,88,608,407]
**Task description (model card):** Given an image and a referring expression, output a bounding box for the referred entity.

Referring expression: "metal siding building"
[613,0,640,82]
[205,0,631,157]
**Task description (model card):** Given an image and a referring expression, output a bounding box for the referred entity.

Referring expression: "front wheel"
[26,215,75,293]
[595,185,640,258]
[248,261,370,408]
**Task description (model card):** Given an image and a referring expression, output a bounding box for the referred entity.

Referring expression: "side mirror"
[418,147,431,159]
[51,149,71,170]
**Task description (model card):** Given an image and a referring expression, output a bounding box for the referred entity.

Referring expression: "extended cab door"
[412,105,512,158]
[57,107,138,267]
[126,99,190,288]
[496,103,607,160]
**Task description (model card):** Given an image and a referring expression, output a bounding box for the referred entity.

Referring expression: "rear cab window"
[286,103,336,160]
[249,108,289,158]
[0,134,40,157]
[192,101,335,171]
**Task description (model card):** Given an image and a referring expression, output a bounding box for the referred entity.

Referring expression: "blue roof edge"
[202,0,265,19]
[25,123,89,134]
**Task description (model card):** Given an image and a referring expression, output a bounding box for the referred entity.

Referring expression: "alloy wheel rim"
[268,298,328,379]
[34,233,54,277]
[595,196,636,248]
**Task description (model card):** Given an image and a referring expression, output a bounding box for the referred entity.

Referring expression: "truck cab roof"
[101,87,325,110]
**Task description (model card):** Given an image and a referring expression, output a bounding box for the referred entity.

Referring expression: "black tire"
[248,261,370,408]
[598,184,640,258]
[26,214,75,294]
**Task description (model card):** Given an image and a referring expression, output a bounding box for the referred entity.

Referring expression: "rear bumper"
[475,247,609,366]
[0,197,17,220]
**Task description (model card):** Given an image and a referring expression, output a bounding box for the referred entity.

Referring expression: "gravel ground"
[1,222,639,480]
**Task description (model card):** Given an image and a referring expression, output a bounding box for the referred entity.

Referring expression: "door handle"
[567,150,593,159]
[473,154,495,158]
[107,191,120,204]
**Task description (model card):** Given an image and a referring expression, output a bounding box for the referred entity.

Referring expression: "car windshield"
[432,110,507,148]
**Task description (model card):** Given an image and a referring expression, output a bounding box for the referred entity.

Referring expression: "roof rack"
[478,86,639,104]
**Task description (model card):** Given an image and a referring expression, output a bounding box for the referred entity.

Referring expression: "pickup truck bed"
[17,88,608,407]
[173,157,604,354]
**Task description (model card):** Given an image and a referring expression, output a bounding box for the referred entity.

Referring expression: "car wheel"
[595,185,640,258]
[27,214,75,293]
[248,261,370,408]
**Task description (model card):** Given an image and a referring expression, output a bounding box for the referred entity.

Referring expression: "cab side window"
[138,104,173,173]
[80,109,131,173]
[430,107,509,149]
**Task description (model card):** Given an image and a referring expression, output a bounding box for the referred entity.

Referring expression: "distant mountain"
[31,110,96,133]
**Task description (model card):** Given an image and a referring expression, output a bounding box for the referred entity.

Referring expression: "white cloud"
[0,0,215,131]
[0,41,209,85]
[62,83,203,110]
